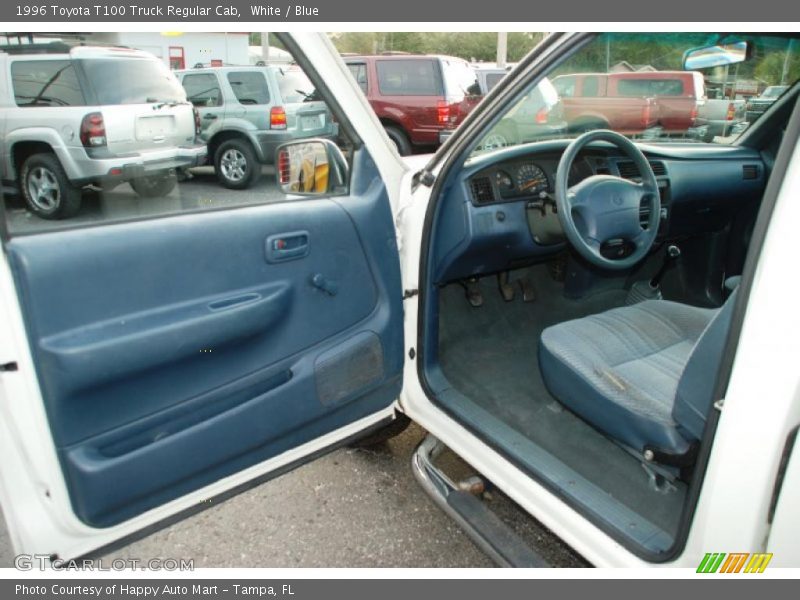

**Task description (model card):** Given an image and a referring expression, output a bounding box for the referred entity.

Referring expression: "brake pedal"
[498,271,515,302]
[519,278,536,303]
[463,278,484,307]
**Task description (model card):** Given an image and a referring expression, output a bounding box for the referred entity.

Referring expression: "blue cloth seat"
[539,295,736,457]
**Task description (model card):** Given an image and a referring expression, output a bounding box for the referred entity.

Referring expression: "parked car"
[0,42,206,219]
[175,64,338,189]
[2,32,800,571]
[475,73,567,151]
[746,85,789,122]
[552,70,707,138]
[695,93,747,141]
[472,63,516,93]
[343,53,482,154]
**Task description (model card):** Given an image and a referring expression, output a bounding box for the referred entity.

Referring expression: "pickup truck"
[696,96,747,141]
[553,71,706,138]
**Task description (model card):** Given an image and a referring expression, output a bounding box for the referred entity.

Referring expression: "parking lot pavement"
[0,423,587,568]
[4,166,286,235]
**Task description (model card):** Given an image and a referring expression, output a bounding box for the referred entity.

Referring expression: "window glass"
[442,59,480,96]
[376,59,442,96]
[581,75,599,97]
[11,60,85,107]
[182,73,222,107]
[2,37,349,237]
[471,32,799,157]
[81,58,184,104]
[347,63,368,93]
[227,71,270,105]
[484,72,505,91]
[275,67,319,103]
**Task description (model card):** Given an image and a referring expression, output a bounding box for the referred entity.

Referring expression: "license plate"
[135,115,176,140]
[301,114,323,130]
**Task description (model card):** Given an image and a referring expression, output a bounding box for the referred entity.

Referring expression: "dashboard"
[430,140,767,284]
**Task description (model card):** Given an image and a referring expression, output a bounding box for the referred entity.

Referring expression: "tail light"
[270,106,287,130]
[80,112,106,148]
[690,104,699,123]
[193,107,201,135]
[437,100,450,126]
[535,107,550,124]
[726,103,736,121]
[277,148,291,184]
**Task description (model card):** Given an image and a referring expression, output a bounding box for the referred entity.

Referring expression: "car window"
[80,58,184,104]
[347,63,368,93]
[471,32,800,157]
[485,72,505,91]
[182,73,222,107]
[376,59,442,96]
[553,76,575,97]
[582,75,599,97]
[1,37,352,238]
[227,71,270,105]
[11,60,85,107]
[275,67,319,103]
[617,78,685,97]
[442,59,480,97]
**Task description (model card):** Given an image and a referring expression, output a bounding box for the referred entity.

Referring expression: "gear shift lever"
[625,244,680,305]
[650,245,681,289]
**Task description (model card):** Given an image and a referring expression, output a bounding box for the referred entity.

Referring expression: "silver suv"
[0,42,207,219]
[176,64,338,189]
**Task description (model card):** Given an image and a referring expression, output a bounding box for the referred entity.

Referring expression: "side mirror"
[683,41,751,71]
[275,139,348,196]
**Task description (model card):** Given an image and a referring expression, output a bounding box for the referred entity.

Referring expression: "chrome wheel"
[26,166,61,212]
[219,148,248,182]
[481,133,509,151]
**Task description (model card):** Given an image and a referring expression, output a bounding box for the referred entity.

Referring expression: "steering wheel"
[554,130,660,270]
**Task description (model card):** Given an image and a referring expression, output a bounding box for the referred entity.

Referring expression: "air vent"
[742,164,759,180]
[617,160,666,179]
[470,176,495,205]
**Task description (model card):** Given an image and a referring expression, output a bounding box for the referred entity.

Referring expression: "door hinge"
[403,289,419,300]
[713,398,725,412]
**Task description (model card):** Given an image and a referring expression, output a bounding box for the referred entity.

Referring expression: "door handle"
[203,114,218,120]
[265,231,309,263]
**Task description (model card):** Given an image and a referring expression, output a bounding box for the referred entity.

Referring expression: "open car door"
[0,33,407,560]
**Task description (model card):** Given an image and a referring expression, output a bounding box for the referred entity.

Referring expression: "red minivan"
[344,54,482,155]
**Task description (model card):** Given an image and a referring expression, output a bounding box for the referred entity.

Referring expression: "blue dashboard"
[430,140,767,284]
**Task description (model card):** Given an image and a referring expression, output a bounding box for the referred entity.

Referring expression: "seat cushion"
[539,300,717,454]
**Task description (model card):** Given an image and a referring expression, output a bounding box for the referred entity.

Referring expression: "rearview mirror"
[683,41,751,71]
[275,139,348,196]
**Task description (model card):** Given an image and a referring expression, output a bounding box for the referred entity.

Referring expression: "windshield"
[276,67,319,103]
[80,57,185,105]
[470,33,799,157]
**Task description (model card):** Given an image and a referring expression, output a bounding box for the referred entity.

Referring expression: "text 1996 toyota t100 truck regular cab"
[0,32,799,568]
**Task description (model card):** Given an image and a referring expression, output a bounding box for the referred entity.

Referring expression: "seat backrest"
[672,289,738,440]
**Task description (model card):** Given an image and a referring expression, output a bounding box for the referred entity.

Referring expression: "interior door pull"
[265,231,309,263]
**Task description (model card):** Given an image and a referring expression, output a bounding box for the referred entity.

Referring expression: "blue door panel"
[6,149,404,527]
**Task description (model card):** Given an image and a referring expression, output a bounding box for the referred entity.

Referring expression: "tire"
[214,139,260,190]
[349,413,412,448]
[481,122,518,151]
[130,171,178,198]
[20,153,82,220]
[384,126,412,156]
